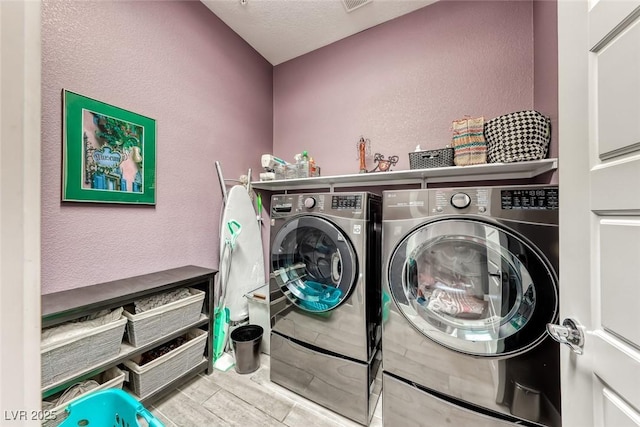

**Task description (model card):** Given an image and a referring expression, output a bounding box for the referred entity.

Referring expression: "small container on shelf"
[409,147,455,169]
[274,161,321,180]
[297,160,321,178]
[273,164,290,180]
[123,287,205,347]
[122,328,207,399]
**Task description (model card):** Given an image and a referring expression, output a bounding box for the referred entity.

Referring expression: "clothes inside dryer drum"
[389,218,557,357]
[407,236,535,336]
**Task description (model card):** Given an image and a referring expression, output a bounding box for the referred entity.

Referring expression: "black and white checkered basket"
[484,110,551,163]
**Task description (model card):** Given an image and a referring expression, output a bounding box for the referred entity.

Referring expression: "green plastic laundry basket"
[59,388,164,427]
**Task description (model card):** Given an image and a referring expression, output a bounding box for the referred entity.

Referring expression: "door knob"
[546,318,585,355]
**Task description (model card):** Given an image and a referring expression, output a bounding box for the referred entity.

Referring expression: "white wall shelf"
[251,158,557,192]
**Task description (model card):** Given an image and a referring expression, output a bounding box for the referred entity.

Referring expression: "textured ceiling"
[201,0,437,65]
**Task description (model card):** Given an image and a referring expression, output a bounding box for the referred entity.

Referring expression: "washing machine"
[382,185,560,427]
[269,192,382,425]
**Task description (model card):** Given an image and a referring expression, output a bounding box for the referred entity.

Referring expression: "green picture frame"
[62,90,156,204]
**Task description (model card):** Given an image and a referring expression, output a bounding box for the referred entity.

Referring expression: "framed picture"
[62,90,156,204]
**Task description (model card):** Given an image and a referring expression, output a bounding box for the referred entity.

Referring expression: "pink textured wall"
[273,1,538,176]
[41,0,272,293]
[533,0,558,184]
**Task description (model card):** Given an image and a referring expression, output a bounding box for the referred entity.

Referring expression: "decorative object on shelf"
[62,89,156,204]
[369,153,399,173]
[356,136,371,173]
[484,110,551,163]
[409,145,455,169]
[451,116,487,166]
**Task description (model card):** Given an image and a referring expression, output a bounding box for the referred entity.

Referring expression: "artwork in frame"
[62,90,156,204]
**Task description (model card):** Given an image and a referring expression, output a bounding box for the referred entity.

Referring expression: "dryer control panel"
[272,193,371,220]
[501,188,559,210]
[298,195,326,212]
[331,194,362,210]
[432,189,489,215]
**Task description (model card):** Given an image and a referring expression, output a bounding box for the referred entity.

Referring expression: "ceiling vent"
[342,0,372,13]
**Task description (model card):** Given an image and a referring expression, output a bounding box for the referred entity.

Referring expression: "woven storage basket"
[43,367,126,427]
[409,148,454,169]
[41,317,127,388]
[124,288,205,347]
[484,110,551,163]
[123,328,207,399]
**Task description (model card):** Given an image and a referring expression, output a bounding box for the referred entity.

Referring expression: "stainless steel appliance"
[382,185,560,427]
[269,192,382,425]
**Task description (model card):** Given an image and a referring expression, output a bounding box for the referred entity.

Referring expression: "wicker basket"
[43,367,126,427]
[484,110,551,163]
[123,328,207,399]
[41,317,127,388]
[123,288,205,347]
[409,148,454,169]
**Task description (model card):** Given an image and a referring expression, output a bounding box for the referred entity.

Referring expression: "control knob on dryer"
[304,197,316,209]
[450,192,471,209]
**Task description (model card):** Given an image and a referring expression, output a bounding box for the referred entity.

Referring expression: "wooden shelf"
[41,266,217,406]
[42,265,215,328]
[42,314,210,398]
[251,158,557,192]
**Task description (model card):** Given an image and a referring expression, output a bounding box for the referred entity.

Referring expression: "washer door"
[271,215,357,313]
[388,218,558,357]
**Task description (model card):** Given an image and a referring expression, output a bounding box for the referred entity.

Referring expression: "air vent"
[342,0,372,13]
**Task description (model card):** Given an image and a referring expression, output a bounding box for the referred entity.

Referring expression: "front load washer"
[382,185,560,427]
[269,192,382,425]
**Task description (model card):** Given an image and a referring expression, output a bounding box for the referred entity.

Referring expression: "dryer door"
[271,215,357,313]
[388,218,557,357]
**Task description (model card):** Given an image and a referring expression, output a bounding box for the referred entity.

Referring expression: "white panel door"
[0,0,42,422]
[557,1,640,426]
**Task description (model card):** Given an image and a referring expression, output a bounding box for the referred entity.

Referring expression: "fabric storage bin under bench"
[123,288,205,347]
[122,328,207,399]
[42,367,125,427]
[41,310,127,388]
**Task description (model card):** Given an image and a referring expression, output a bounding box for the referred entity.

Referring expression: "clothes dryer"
[382,185,560,427]
[269,192,382,425]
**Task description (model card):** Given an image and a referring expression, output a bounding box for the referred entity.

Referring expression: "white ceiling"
[201,0,437,65]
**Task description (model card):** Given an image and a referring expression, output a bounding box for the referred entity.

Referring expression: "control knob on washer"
[304,197,316,209]
[451,192,471,209]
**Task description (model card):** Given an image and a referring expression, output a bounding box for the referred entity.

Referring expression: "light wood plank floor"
[150,355,383,427]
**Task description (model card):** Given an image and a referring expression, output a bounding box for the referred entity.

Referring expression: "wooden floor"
[149,355,383,427]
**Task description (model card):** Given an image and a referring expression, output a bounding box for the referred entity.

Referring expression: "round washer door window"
[271,215,357,313]
[388,218,557,357]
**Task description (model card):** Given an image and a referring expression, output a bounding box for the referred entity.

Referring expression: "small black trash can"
[230,324,263,374]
